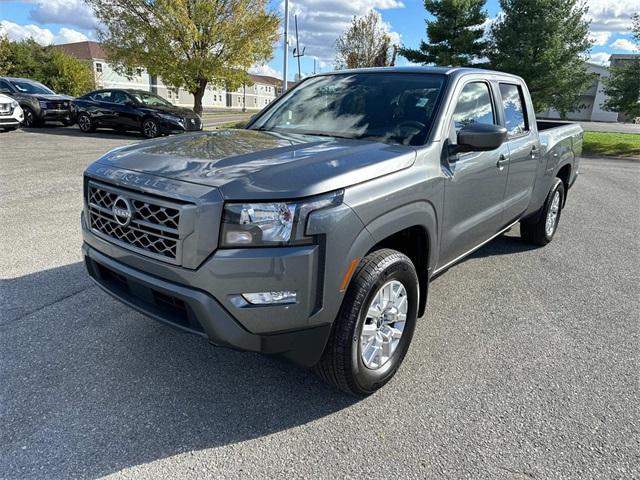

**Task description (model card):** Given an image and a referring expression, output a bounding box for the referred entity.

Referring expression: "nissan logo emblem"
[112,195,133,226]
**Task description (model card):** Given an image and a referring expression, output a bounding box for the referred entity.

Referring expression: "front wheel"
[22,107,39,128]
[520,178,565,246]
[77,113,95,133]
[315,249,419,396]
[142,118,160,138]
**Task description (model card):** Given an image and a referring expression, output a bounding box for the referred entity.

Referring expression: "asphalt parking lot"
[1,126,639,479]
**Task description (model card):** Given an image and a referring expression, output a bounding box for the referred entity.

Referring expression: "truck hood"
[95,129,416,199]
[34,94,73,101]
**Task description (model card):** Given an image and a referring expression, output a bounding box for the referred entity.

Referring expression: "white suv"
[0,93,24,132]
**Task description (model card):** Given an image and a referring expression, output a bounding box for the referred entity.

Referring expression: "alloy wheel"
[360,280,408,370]
[79,115,91,132]
[143,120,158,138]
[545,190,561,237]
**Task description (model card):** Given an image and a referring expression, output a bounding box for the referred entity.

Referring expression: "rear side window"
[499,83,529,137]
[452,82,495,133]
[90,91,112,102]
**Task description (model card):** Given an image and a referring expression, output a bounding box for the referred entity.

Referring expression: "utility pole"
[282,0,289,93]
[292,15,305,81]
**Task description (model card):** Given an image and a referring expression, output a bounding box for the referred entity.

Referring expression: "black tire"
[142,118,160,138]
[520,178,565,246]
[22,107,39,127]
[77,113,95,133]
[315,249,419,396]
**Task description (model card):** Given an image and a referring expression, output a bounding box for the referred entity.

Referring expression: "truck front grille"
[87,183,183,262]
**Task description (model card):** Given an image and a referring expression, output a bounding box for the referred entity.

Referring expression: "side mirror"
[450,123,507,155]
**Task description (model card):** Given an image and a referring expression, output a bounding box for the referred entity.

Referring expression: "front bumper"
[0,106,24,127]
[158,116,202,134]
[40,108,72,122]
[83,243,331,366]
[82,202,332,366]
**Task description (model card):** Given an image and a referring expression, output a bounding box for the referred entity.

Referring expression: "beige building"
[56,41,282,111]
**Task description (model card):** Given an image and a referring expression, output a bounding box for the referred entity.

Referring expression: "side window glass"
[91,91,112,102]
[111,91,128,104]
[452,82,495,133]
[0,80,12,93]
[499,83,529,137]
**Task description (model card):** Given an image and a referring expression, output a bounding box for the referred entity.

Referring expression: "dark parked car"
[0,76,73,127]
[71,89,203,138]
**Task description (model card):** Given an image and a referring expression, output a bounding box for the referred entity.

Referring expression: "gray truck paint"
[82,67,581,366]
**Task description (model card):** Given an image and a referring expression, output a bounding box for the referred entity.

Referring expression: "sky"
[0,0,638,81]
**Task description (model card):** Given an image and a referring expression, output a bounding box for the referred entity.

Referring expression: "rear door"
[497,82,540,223]
[439,80,510,268]
[88,91,116,126]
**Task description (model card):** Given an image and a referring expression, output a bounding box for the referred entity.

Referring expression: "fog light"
[242,291,297,305]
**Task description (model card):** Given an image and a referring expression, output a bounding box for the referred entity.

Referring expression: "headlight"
[38,100,47,109]
[220,191,343,247]
[11,100,18,109]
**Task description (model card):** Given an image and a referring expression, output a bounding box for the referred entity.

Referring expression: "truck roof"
[315,66,524,82]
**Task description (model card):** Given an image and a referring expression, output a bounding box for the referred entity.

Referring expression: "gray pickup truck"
[82,67,582,395]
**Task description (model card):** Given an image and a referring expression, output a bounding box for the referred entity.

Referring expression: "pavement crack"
[1,285,97,327]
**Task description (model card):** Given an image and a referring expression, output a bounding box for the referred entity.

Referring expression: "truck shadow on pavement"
[1,262,356,479]
[21,125,144,140]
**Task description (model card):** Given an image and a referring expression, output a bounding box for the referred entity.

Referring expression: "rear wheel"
[520,178,565,246]
[142,118,160,138]
[315,249,419,396]
[77,113,95,133]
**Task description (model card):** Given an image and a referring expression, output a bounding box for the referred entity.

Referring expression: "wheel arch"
[358,201,438,318]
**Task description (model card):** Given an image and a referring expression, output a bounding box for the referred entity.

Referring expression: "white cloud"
[28,0,97,30]
[610,37,638,52]
[589,31,611,46]
[0,20,88,45]
[588,52,611,66]
[280,0,405,65]
[586,0,640,33]
[250,64,283,78]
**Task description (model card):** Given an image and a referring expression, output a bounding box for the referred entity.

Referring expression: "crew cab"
[81,67,582,396]
[0,76,73,127]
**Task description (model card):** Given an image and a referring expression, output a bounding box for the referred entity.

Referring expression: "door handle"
[530,146,537,158]
[496,154,508,171]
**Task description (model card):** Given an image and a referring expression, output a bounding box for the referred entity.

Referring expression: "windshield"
[129,91,172,107]
[10,80,55,95]
[250,73,446,146]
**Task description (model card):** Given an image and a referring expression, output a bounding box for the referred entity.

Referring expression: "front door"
[109,91,140,130]
[439,80,509,268]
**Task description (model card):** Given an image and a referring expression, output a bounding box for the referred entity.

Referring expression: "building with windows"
[539,55,640,123]
[539,62,617,122]
[55,41,282,111]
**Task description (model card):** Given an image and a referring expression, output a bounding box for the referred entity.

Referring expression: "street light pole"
[282,0,289,93]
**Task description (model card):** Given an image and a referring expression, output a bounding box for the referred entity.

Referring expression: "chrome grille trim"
[87,181,185,264]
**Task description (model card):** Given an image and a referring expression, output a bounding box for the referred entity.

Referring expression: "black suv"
[72,89,202,138]
[0,77,73,127]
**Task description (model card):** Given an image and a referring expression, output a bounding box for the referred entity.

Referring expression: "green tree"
[603,14,640,119]
[488,0,593,115]
[86,0,279,114]
[2,39,94,96]
[335,10,399,69]
[400,0,488,67]
[0,34,12,75]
